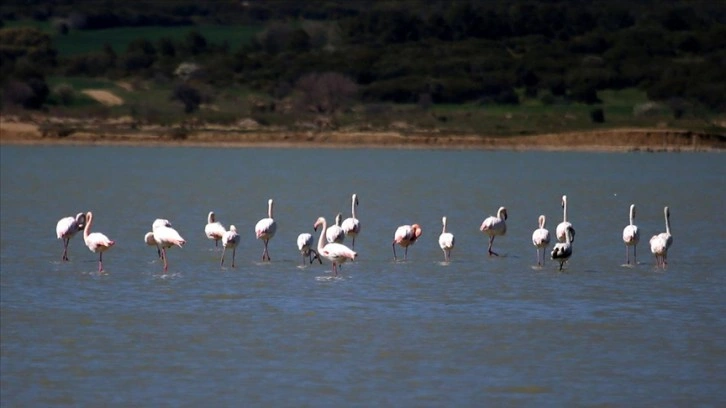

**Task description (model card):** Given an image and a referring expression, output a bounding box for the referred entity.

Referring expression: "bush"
[170,83,202,113]
[53,84,76,105]
[590,108,605,123]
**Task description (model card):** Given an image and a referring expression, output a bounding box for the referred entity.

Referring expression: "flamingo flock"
[55,194,675,274]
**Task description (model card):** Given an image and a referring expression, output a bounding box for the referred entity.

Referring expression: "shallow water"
[1,146,725,406]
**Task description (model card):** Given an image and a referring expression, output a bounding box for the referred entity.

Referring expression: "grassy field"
[39,76,724,137]
[5,20,261,56]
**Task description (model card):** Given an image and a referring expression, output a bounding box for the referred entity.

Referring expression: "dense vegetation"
[0,0,724,134]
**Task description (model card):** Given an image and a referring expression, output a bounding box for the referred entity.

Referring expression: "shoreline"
[1,119,724,152]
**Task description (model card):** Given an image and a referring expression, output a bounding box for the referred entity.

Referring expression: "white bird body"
[392,223,422,261]
[326,213,345,243]
[650,206,672,268]
[56,212,86,261]
[205,211,226,247]
[551,226,573,271]
[153,220,185,272]
[556,195,575,243]
[438,216,455,261]
[532,215,551,266]
[220,225,241,267]
[255,199,277,261]
[144,231,163,259]
[480,206,508,256]
[297,232,321,265]
[622,204,640,265]
[83,211,115,272]
[314,217,357,276]
[341,194,361,248]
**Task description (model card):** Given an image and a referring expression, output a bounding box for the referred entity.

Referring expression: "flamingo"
[649,206,673,268]
[341,194,361,248]
[220,225,241,267]
[255,199,277,261]
[556,195,576,243]
[144,231,162,259]
[326,212,345,243]
[56,212,86,261]
[392,223,422,261]
[438,216,455,262]
[622,204,641,265]
[314,216,357,276]
[205,211,226,247]
[153,219,185,273]
[532,215,551,266]
[83,211,115,272]
[297,232,321,266]
[480,206,508,256]
[551,226,574,271]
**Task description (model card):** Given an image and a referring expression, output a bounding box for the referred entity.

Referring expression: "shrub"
[590,108,605,123]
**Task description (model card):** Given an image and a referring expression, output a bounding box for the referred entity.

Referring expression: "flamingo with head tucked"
[532,215,551,266]
[392,223,422,261]
[255,199,277,261]
[556,195,575,243]
[438,216,455,262]
[205,211,226,247]
[326,213,345,243]
[83,211,115,272]
[220,225,241,267]
[314,216,357,276]
[650,206,673,268]
[153,219,185,273]
[297,232,321,266]
[144,232,162,259]
[341,194,361,248]
[623,204,640,265]
[56,212,86,261]
[480,206,508,256]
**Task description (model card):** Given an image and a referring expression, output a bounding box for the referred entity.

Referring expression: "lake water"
[1,145,725,406]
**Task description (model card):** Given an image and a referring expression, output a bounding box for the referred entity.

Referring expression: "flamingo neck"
[84,212,93,239]
[351,196,357,218]
[539,216,545,229]
[665,210,671,235]
[629,207,635,226]
[317,219,327,253]
[208,212,215,223]
[563,201,568,222]
[442,219,447,234]
[268,201,274,219]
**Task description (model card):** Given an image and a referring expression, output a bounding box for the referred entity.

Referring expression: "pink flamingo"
[532,215,551,266]
[205,211,226,247]
[392,223,422,261]
[314,216,357,276]
[480,206,508,256]
[83,211,115,272]
[649,206,673,269]
[221,225,241,267]
[56,212,86,261]
[341,194,361,248]
[153,219,185,273]
[255,199,277,261]
[326,212,345,243]
[297,232,321,266]
[144,219,171,260]
[622,204,640,265]
[438,216,455,262]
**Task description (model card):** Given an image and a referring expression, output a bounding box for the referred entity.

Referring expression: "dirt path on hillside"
[81,90,124,106]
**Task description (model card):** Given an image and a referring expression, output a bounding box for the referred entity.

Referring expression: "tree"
[295,72,357,114]
[171,83,201,113]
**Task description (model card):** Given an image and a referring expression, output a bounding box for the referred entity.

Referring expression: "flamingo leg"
[231,248,236,267]
[162,248,168,272]
[633,245,637,264]
[625,245,630,264]
[62,237,70,261]
[220,248,226,266]
[488,236,499,256]
[404,245,408,260]
[392,242,397,261]
[261,240,271,261]
[98,252,104,272]
[351,237,356,249]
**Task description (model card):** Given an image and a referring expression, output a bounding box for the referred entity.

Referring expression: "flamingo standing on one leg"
[480,206,508,256]
[622,204,640,265]
[220,225,241,267]
[153,220,185,273]
[314,216,357,276]
[650,206,673,269]
[392,223,422,261]
[341,194,361,249]
[438,216,455,262]
[83,211,115,272]
[297,232,321,266]
[56,212,86,261]
[326,213,345,243]
[144,219,171,260]
[205,211,226,248]
[551,226,574,271]
[532,215,551,266]
[556,195,575,243]
[255,199,277,261]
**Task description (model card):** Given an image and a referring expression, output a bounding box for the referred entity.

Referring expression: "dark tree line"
[1,0,724,112]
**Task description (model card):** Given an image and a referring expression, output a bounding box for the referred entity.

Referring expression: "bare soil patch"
[81,90,124,106]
